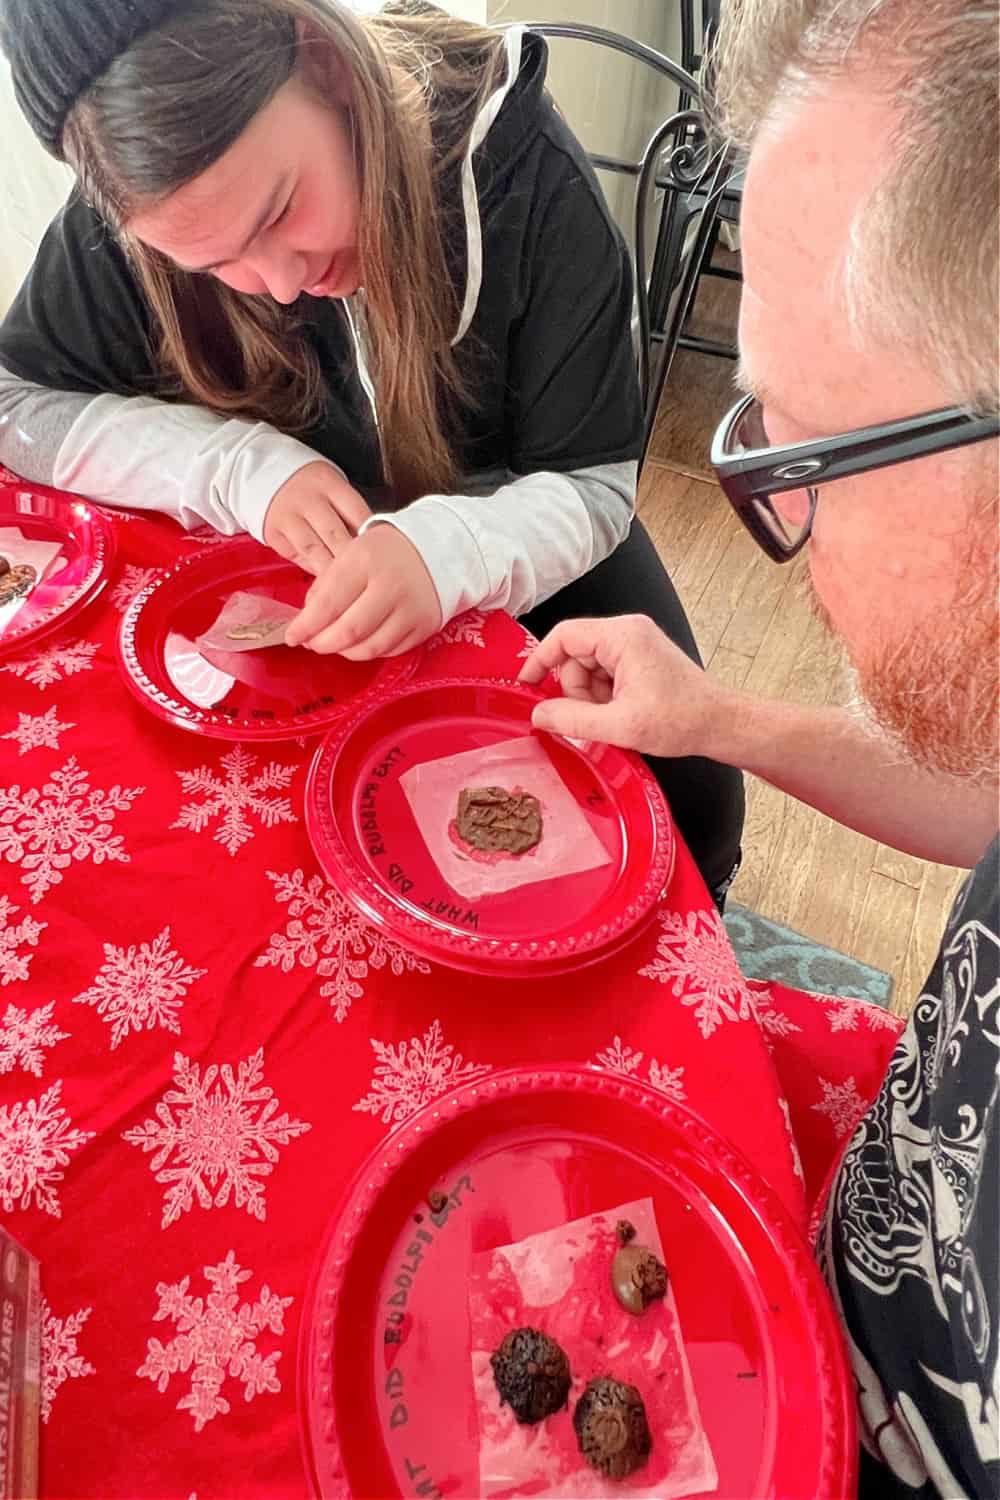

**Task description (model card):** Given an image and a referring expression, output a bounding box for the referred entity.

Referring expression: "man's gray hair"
[714,0,999,414]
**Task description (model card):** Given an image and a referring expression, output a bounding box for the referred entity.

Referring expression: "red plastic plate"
[301,1067,856,1499]
[0,488,115,658]
[305,679,675,976]
[117,537,419,741]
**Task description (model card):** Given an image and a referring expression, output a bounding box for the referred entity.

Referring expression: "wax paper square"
[470,1197,717,1498]
[195,590,299,653]
[399,736,612,900]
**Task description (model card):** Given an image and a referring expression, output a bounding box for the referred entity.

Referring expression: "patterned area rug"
[724,903,894,1008]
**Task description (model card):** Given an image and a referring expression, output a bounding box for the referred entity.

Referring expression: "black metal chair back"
[525,21,737,463]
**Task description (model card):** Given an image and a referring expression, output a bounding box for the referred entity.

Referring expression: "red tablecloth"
[0,480,903,1498]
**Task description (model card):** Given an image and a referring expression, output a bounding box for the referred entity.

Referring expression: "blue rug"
[724,903,893,1008]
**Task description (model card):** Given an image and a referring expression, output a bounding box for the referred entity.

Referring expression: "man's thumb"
[530,696,617,745]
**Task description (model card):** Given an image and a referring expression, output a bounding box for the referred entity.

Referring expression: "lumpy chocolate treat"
[615,1219,636,1244]
[0,563,36,606]
[0,555,9,577]
[455,786,542,855]
[490,1327,571,1424]
[611,1240,668,1316]
[574,1376,652,1479]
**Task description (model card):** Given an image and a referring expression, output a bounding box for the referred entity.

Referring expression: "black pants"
[523,519,745,893]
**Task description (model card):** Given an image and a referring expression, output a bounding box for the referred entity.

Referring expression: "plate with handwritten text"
[117,536,420,741]
[305,678,675,976]
[300,1066,856,1499]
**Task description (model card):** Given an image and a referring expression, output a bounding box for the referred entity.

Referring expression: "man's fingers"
[557,659,615,702]
[530,695,628,745]
[517,618,618,684]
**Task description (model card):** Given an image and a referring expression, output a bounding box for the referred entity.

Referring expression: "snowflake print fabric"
[41,1298,95,1423]
[0,896,45,986]
[1,640,98,689]
[123,1049,310,1226]
[0,756,143,904]
[171,745,297,856]
[0,1080,93,1216]
[0,1001,68,1077]
[592,1035,687,1102]
[137,1251,292,1432]
[353,1019,490,1125]
[2,707,75,757]
[72,927,206,1049]
[255,868,430,1021]
[639,909,798,1041]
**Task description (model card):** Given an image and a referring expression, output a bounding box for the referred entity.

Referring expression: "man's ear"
[294,16,350,105]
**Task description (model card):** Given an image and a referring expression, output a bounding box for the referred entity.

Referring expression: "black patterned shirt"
[822,835,999,1498]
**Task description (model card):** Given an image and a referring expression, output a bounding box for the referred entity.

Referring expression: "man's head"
[716,0,998,782]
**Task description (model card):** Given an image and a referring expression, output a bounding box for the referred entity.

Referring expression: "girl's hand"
[263,461,372,573]
[284,524,443,658]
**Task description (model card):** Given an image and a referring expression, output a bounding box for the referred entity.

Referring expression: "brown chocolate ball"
[574,1376,652,1479]
[490,1326,572,1424]
[611,1242,668,1316]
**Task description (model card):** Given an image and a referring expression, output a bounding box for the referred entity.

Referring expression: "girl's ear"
[295,16,351,105]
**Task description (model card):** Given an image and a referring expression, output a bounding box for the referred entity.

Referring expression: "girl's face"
[129,74,361,303]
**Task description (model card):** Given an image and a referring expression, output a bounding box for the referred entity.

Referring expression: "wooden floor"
[641,254,965,1015]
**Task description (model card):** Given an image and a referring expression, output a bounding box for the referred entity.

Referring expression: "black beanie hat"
[0,0,181,158]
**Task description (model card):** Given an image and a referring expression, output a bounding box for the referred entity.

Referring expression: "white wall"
[486,0,683,241]
[0,64,73,312]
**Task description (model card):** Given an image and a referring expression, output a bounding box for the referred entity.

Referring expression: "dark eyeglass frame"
[710,394,1000,563]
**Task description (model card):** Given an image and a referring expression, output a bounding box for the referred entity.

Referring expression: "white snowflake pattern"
[110,565,163,613]
[811,1075,867,1140]
[41,1297,95,1423]
[123,1048,310,1227]
[171,745,297,856]
[515,630,540,662]
[2,706,75,757]
[255,868,430,1022]
[0,1080,94,1217]
[1,640,99,690]
[593,1035,643,1077]
[778,1096,806,1183]
[427,609,487,651]
[823,995,901,1033]
[591,1035,687,1102]
[353,1018,490,1125]
[72,926,206,1050]
[0,1002,69,1077]
[137,1250,292,1432]
[0,756,144,904]
[639,908,799,1041]
[648,1057,687,1103]
[0,895,45,986]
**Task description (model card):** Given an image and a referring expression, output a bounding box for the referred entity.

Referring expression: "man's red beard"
[804,524,999,785]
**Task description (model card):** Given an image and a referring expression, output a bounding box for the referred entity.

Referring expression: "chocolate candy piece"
[574,1375,652,1479]
[455,785,542,855]
[490,1326,572,1424]
[611,1241,668,1316]
[0,564,36,605]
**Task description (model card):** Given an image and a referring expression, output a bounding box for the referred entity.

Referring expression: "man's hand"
[284,524,443,658]
[263,461,372,574]
[518,614,732,759]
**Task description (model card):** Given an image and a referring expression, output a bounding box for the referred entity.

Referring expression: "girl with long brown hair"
[0,0,743,897]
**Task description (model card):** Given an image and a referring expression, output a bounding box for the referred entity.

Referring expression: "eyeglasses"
[710,394,1000,563]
